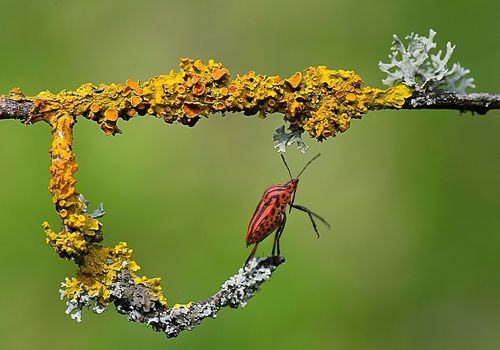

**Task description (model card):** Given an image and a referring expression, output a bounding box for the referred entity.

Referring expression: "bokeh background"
[1,0,499,349]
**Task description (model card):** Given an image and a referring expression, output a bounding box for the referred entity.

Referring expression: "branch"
[108,256,285,338]
[0,95,33,122]
[1,60,416,142]
[402,91,500,114]
[1,80,498,138]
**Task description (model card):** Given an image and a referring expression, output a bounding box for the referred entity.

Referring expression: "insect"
[245,153,330,265]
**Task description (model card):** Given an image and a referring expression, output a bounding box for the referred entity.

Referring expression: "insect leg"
[290,204,330,238]
[272,214,287,256]
[245,243,259,265]
[272,235,277,256]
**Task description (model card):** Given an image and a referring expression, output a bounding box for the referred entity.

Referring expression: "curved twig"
[110,256,285,338]
[62,255,285,338]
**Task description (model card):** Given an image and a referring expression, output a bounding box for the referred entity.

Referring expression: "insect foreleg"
[290,204,330,238]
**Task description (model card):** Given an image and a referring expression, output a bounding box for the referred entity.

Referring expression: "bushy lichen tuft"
[379,29,475,93]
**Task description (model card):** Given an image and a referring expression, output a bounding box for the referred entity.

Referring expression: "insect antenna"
[297,153,321,178]
[280,154,293,180]
[290,153,321,212]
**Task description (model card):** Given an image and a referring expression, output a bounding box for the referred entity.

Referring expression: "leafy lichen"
[273,126,309,153]
[379,29,475,93]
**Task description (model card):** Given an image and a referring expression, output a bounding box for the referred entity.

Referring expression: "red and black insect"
[245,153,330,264]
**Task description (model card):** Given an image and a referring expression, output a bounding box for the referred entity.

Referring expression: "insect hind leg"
[272,214,287,256]
[245,243,259,265]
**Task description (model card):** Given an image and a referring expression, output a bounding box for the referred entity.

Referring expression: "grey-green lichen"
[273,126,309,153]
[379,29,475,93]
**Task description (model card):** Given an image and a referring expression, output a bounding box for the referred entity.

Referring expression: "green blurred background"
[1,0,499,349]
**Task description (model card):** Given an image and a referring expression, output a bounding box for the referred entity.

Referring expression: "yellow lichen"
[173,302,194,309]
[15,58,412,141]
[62,277,84,300]
[137,60,410,140]
[43,221,89,258]
[57,241,168,307]
[134,275,169,307]
[66,242,146,305]
[34,79,174,311]
[363,84,413,109]
[43,114,103,261]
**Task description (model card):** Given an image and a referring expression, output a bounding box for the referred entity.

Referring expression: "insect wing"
[246,196,278,244]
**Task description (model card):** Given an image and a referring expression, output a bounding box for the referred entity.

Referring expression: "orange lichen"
[104,108,118,121]
[183,103,201,118]
[126,79,139,90]
[346,93,356,102]
[90,103,100,113]
[100,121,119,135]
[212,67,229,81]
[116,84,125,93]
[130,95,142,107]
[286,72,302,89]
[121,86,132,96]
[192,83,206,96]
[191,74,201,84]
